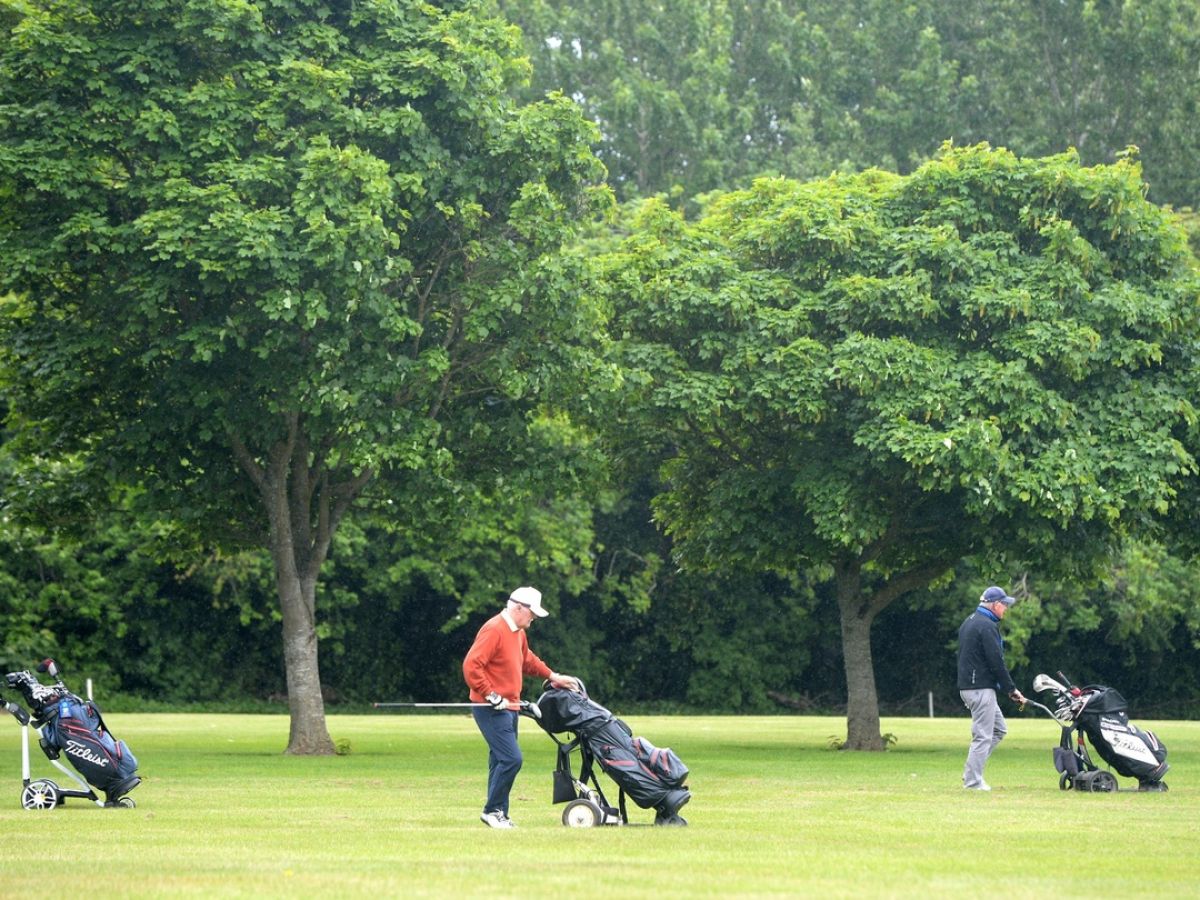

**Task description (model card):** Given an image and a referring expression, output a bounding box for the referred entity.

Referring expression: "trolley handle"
[3,700,31,726]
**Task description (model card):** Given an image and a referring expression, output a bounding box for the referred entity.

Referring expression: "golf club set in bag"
[1027,671,1168,793]
[2,658,141,809]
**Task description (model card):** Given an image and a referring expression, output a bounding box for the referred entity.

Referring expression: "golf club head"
[1032,673,1067,694]
[520,699,542,720]
[36,658,60,679]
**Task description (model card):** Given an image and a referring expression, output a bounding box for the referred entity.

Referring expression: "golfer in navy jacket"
[957,586,1028,790]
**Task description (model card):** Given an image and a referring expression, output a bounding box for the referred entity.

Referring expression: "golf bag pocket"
[633,737,689,788]
[46,698,139,793]
[553,746,578,803]
[1053,745,1079,776]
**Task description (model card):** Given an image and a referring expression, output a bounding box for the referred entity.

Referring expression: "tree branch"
[228,430,266,493]
[865,556,958,620]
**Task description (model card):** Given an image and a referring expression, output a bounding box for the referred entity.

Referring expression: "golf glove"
[485,691,507,711]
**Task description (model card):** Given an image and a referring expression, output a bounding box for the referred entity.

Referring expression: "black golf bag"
[4,662,140,805]
[1036,673,1167,793]
[534,684,691,826]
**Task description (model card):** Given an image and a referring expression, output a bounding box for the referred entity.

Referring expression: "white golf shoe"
[480,810,516,828]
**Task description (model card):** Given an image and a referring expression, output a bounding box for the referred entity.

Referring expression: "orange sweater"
[463,612,553,703]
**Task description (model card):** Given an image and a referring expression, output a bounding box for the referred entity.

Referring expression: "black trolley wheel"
[1059,772,1072,791]
[1090,771,1118,793]
[562,798,603,827]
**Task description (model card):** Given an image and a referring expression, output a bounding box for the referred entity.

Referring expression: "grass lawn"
[0,710,1195,897]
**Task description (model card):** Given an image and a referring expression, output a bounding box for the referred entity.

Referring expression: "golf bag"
[4,662,140,806]
[534,684,691,826]
[1033,672,1167,793]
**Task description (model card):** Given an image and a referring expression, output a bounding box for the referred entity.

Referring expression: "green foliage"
[0,506,285,698]
[1011,540,1200,714]
[611,145,1199,576]
[0,0,608,534]
[4,2,1200,722]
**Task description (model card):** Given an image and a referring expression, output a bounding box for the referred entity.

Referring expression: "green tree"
[502,1,1200,208]
[936,0,1200,207]
[1022,539,1200,711]
[498,0,738,200]
[605,144,1200,748]
[0,0,606,752]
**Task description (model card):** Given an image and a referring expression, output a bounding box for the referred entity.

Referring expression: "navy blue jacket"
[956,607,1016,694]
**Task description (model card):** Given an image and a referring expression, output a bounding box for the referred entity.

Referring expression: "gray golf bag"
[534,683,690,826]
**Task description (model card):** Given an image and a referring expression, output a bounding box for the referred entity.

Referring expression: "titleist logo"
[65,740,109,768]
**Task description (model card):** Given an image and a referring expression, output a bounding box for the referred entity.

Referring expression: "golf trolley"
[3,659,140,810]
[1028,672,1168,794]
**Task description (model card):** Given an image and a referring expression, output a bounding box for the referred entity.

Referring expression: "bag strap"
[87,700,111,736]
[577,741,598,788]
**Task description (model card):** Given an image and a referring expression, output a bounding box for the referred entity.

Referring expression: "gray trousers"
[960,688,1007,787]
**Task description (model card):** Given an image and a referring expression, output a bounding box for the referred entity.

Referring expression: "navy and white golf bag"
[4,661,140,807]
[40,693,140,799]
[534,684,690,826]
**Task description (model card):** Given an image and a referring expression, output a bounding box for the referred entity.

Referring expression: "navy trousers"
[472,707,522,815]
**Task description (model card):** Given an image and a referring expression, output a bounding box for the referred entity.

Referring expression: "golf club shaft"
[369,705,520,710]
[373,701,520,710]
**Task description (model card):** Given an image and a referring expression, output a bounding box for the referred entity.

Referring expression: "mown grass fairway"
[0,711,1195,897]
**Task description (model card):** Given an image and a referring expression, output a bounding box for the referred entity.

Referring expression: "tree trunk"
[832,548,958,751]
[834,561,885,751]
[276,557,334,755]
[263,462,335,756]
[230,418,371,756]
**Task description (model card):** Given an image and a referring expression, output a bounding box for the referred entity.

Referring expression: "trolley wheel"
[21,779,60,810]
[1091,771,1118,793]
[117,797,136,809]
[562,798,603,828]
[1059,773,1072,791]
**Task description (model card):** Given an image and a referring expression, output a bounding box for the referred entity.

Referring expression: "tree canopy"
[604,144,1200,747]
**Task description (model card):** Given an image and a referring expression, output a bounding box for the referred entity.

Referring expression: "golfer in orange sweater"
[463,586,580,828]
